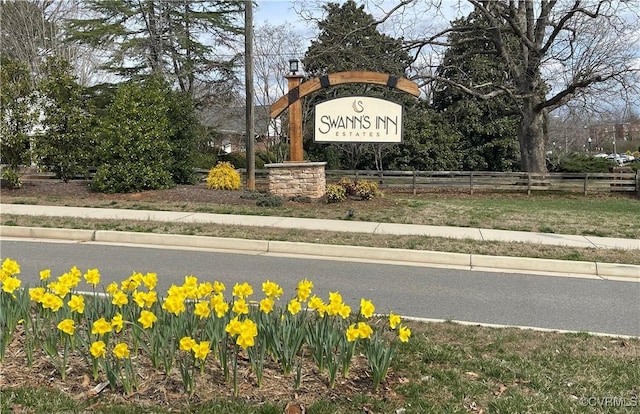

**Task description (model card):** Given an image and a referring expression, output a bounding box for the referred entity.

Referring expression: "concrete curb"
[2,226,638,280]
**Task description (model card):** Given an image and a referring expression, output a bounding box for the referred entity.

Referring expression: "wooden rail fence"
[18,168,640,196]
[228,169,639,196]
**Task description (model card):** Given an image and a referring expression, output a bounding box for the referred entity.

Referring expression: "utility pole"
[244,0,255,190]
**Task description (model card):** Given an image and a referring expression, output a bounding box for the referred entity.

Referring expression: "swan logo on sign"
[314,96,403,143]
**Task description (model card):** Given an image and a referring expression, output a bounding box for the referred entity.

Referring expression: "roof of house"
[197,105,274,135]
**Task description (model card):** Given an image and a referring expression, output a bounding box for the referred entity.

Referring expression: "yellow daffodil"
[232,298,249,315]
[83,268,100,286]
[197,281,213,298]
[90,341,106,358]
[121,272,142,292]
[67,294,85,314]
[192,341,211,360]
[328,291,343,305]
[162,294,185,316]
[212,280,225,294]
[346,324,360,342]
[112,290,129,307]
[133,291,146,308]
[236,331,255,349]
[106,282,118,295]
[232,282,253,298]
[142,272,157,290]
[112,313,124,333]
[1,276,21,293]
[59,272,80,289]
[389,312,401,330]
[179,336,197,351]
[261,280,283,298]
[296,279,313,302]
[91,317,112,335]
[138,310,157,329]
[287,298,302,315]
[47,280,71,298]
[69,265,81,279]
[360,298,375,318]
[398,326,411,342]
[308,295,324,310]
[356,322,373,339]
[326,301,341,317]
[236,319,258,349]
[133,290,157,308]
[41,293,64,312]
[214,300,229,318]
[225,317,243,336]
[1,258,20,276]
[338,303,351,319]
[57,318,75,335]
[259,297,274,314]
[29,287,46,303]
[39,269,51,281]
[183,275,199,287]
[113,342,130,359]
[194,301,211,319]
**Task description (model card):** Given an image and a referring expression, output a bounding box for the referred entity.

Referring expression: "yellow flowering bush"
[206,161,241,190]
[0,257,410,396]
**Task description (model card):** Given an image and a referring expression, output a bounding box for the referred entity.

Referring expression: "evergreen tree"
[91,77,174,193]
[301,0,413,170]
[0,57,36,188]
[35,56,94,181]
[433,9,520,171]
[65,0,242,99]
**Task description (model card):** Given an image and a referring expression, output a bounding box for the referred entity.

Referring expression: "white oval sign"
[314,96,403,143]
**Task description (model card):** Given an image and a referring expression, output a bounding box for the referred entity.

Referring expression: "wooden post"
[412,170,417,195]
[583,173,589,195]
[244,0,255,189]
[285,74,304,162]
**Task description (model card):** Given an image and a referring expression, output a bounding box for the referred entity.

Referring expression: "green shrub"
[219,152,246,169]
[91,163,173,193]
[255,194,283,207]
[326,184,346,203]
[206,161,241,190]
[1,168,22,189]
[355,179,382,200]
[91,77,175,193]
[559,154,616,173]
[289,195,312,203]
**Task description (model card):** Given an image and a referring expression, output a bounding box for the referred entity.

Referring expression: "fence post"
[412,170,417,195]
[469,171,474,195]
[527,173,532,196]
[636,170,640,197]
[583,173,589,195]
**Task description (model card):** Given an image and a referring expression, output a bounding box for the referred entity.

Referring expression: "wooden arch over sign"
[269,71,420,119]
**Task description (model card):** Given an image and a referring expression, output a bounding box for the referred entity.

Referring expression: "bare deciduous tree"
[404,0,640,172]
[253,22,303,162]
[294,0,639,172]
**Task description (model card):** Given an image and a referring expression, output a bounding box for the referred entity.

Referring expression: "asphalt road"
[2,239,639,337]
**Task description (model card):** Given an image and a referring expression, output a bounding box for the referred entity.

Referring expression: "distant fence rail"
[323,170,640,195]
[18,167,640,196]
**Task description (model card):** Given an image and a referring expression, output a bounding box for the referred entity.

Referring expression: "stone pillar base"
[265,162,327,199]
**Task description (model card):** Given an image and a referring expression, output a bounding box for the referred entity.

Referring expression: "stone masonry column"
[265,162,327,199]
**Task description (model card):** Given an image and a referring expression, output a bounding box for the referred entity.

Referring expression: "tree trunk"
[518,100,547,173]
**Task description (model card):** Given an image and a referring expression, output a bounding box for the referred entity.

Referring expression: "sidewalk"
[1,203,639,280]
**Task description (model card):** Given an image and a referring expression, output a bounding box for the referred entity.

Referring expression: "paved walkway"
[1,204,638,250]
[1,204,639,280]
